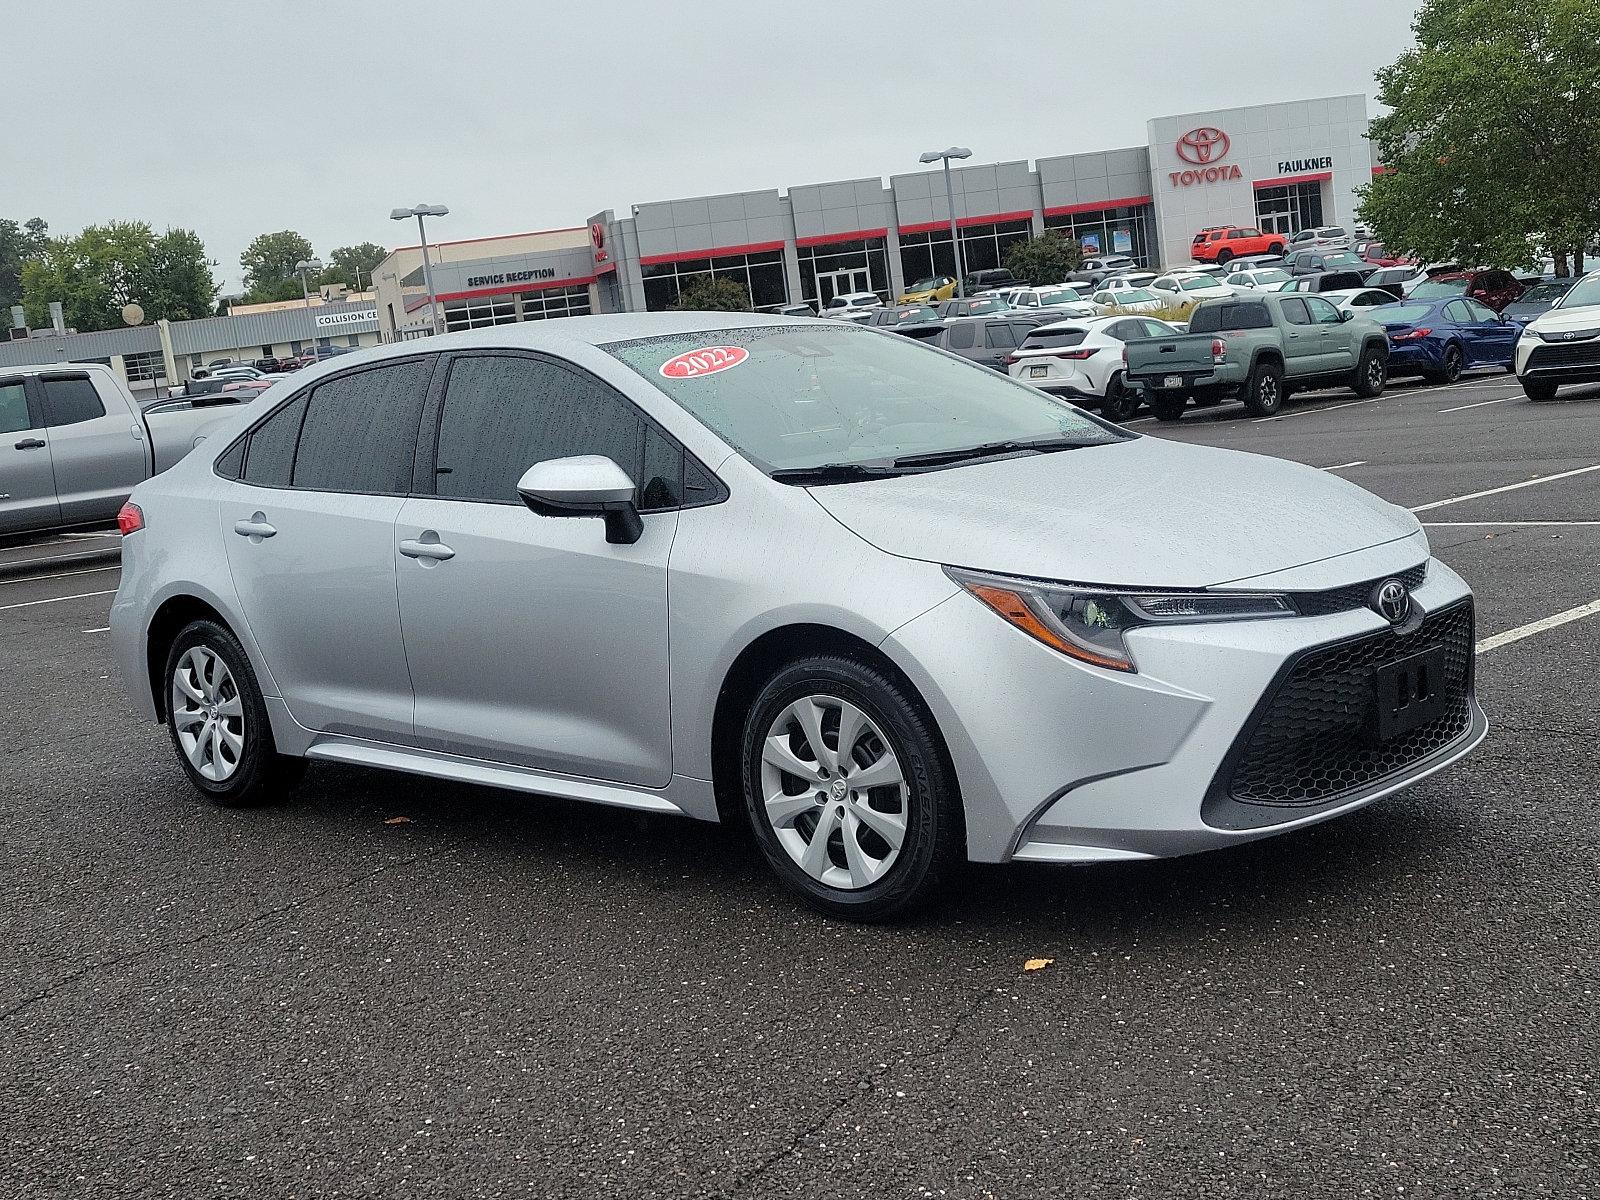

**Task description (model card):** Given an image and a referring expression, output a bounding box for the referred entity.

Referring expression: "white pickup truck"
[1,362,249,536]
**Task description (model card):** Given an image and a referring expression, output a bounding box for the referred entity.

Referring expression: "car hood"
[1525,304,1600,336]
[807,437,1420,588]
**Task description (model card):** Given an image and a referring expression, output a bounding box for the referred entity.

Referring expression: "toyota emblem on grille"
[1372,579,1411,625]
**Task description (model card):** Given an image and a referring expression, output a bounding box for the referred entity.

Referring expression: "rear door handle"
[14,438,45,450]
[399,536,455,562]
[233,513,277,539]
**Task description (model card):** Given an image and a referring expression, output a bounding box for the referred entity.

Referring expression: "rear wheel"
[741,655,961,921]
[1428,343,1463,385]
[1521,377,1558,401]
[1241,360,1285,417]
[1215,248,1234,265]
[1351,347,1387,398]
[1151,391,1187,422]
[1100,374,1139,423]
[164,620,303,808]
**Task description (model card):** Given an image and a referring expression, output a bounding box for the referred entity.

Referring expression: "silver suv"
[111,315,1484,919]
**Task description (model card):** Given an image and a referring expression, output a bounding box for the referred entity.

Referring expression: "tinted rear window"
[292,359,432,493]
[1020,329,1089,349]
[1187,302,1271,333]
[41,377,106,427]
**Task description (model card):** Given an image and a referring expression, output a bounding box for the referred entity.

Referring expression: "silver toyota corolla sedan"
[110,313,1486,919]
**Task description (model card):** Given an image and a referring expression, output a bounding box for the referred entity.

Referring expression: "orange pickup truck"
[1190,225,1287,264]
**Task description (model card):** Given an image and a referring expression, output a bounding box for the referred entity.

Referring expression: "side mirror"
[516,455,643,545]
[1340,309,1355,321]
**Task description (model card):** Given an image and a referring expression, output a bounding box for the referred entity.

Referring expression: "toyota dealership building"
[373,93,1384,338]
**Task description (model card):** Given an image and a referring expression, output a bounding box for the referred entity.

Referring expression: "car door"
[1303,295,1353,373]
[34,372,149,526]
[1277,297,1324,375]
[1462,298,1517,365]
[394,351,678,787]
[0,376,61,534]
[218,355,434,740]
[980,320,1018,370]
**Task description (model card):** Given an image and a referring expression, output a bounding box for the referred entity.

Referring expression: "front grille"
[1290,563,1428,618]
[1220,600,1474,808]
[1526,342,1600,369]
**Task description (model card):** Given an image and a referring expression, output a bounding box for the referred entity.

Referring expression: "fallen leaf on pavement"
[384,816,413,825]
[1023,958,1054,972]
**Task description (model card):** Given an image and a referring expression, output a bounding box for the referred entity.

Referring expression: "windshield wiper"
[891,436,1094,470]
[768,462,903,485]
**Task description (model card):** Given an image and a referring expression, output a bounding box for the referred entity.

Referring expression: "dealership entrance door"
[818,268,871,307]
[1255,181,1325,235]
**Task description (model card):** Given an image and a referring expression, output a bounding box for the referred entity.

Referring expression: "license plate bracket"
[1372,646,1449,741]
[1029,365,1047,378]
[1163,374,1184,389]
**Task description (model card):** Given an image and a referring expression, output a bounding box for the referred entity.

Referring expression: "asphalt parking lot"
[3,369,1597,1199]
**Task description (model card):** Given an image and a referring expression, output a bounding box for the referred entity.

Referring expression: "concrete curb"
[0,545,123,581]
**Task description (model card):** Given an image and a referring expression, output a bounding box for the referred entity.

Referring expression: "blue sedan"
[1370,296,1519,383]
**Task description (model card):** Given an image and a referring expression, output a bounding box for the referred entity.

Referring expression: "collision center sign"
[315,308,378,328]
[1169,126,1242,188]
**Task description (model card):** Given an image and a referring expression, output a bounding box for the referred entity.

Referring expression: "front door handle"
[233,512,277,540]
[399,536,455,562]
[14,438,46,450]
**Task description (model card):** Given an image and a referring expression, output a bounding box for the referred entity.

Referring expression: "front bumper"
[1516,336,1600,383]
[883,546,1482,864]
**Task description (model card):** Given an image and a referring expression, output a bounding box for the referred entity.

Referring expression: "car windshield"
[1111,289,1157,304]
[1037,289,1084,304]
[1375,303,1435,324]
[1179,276,1219,291]
[1321,253,1363,268]
[1518,282,1570,305]
[908,277,945,292]
[968,298,1009,314]
[1556,276,1600,309]
[1412,279,1469,298]
[1251,269,1290,284]
[896,306,937,323]
[604,326,1126,473]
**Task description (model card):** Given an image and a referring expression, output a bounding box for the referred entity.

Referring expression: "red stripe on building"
[434,275,598,302]
[1371,165,1392,176]
[794,228,889,248]
[897,209,1037,236]
[1252,171,1333,189]
[638,240,787,266]
[1042,195,1154,218]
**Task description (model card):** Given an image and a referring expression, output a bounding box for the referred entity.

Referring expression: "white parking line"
[81,626,111,634]
[1438,397,1511,414]
[1423,520,1600,527]
[1410,463,1600,513]
[0,589,117,612]
[0,548,121,571]
[1476,598,1600,655]
[1319,461,1366,471]
[0,564,120,587]
[1254,397,1378,424]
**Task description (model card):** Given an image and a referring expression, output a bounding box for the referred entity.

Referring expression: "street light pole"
[295,258,323,359]
[391,204,450,334]
[920,147,973,298]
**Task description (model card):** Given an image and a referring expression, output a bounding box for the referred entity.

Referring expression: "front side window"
[432,354,678,508]
[0,381,30,435]
[292,358,432,493]
[603,325,1126,475]
[1464,299,1498,323]
[1443,300,1472,323]
[1305,296,1343,324]
[984,323,1017,349]
[40,376,105,426]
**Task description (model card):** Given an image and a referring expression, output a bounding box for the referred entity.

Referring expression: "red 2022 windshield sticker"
[659,346,749,379]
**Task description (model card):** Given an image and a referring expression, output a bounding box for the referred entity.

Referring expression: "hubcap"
[171,646,245,782]
[1261,377,1279,405]
[1368,358,1384,385]
[760,695,908,891]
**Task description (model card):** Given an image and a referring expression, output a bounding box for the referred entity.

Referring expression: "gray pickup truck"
[1,362,248,536]
[1124,292,1390,420]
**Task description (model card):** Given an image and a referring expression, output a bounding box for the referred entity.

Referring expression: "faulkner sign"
[314,308,378,328]
[465,267,558,288]
[1169,126,1242,188]
[1275,156,1334,175]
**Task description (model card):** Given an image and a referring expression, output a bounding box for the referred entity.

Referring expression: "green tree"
[0,216,48,315]
[1360,0,1600,274]
[1003,231,1085,285]
[240,230,315,303]
[20,221,216,331]
[672,276,752,312]
[319,241,388,292]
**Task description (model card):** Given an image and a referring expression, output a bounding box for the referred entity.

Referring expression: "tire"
[1241,359,1285,417]
[740,654,962,921]
[1427,343,1463,385]
[1100,374,1139,423]
[1267,241,1285,256]
[163,619,304,808]
[1521,377,1558,401]
[1151,391,1187,422]
[1351,347,1387,398]
[1215,248,1234,265]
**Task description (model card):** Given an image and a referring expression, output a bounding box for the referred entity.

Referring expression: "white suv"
[1008,314,1181,421]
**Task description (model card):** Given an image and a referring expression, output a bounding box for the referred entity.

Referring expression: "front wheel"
[1150,391,1187,422]
[1100,374,1139,423]
[1521,377,1558,401]
[1351,347,1387,398]
[1267,241,1285,255]
[164,620,303,807]
[1242,360,1285,417]
[741,655,962,921]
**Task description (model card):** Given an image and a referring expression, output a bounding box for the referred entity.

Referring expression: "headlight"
[946,566,1295,673]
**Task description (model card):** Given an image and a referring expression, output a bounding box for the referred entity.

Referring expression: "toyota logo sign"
[1176,127,1231,166]
[590,221,606,251]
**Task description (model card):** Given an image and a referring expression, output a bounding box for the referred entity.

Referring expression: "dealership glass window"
[797,238,891,306]
[642,250,789,312]
[519,284,592,321]
[898,220,1032,287]
[122,349,165,382]
[1043,205,1156,267]
[1254,182,1324,235]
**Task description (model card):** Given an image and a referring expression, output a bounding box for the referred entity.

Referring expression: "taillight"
[117,501,144,535]
[1003,354,1018,365]
[1392,328,1431,340]
[1053,348,1096,360]
[1211,337,1227,363]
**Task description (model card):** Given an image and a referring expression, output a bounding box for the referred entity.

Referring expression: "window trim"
[5,376,47,433]
[417,348,728,513]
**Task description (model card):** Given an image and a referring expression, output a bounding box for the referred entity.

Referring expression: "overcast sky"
[5,0,1420,291]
